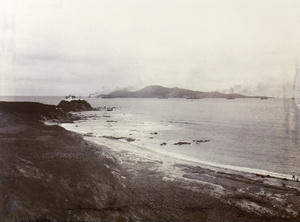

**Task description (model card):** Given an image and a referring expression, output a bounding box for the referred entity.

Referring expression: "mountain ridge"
[98,85,261,99]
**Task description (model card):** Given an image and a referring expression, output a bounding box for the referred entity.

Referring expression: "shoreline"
[65,124,298,183]
[60,110,297,183]
[75,129,300,220]
[61,119,300,219]
[1,101,300,221]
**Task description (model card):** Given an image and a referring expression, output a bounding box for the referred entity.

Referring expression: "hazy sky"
[1,0,299,97]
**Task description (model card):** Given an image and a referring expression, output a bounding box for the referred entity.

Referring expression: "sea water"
[2,96,300,178]
[75,98,300,178]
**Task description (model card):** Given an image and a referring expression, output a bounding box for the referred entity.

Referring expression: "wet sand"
[1,106,300,221]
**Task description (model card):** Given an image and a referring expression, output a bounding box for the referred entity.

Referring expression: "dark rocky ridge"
[0,109,151,221]
[57,100,93,112]
[0,100,93,122]
[0,101,68,121]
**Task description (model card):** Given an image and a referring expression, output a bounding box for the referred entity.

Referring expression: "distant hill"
[98,85,259,99]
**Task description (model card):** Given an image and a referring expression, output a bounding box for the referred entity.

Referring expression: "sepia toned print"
[1,0,300,221]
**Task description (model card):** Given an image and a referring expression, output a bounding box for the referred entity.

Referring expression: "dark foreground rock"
[0,113,150,221]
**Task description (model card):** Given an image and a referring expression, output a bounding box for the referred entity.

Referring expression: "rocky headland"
[57,100,93,112]
[0,99,93,123]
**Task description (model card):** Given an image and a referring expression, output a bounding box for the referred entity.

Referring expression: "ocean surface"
[2,96,300,178]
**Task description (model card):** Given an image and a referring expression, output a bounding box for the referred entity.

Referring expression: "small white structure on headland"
[65,95,77,102]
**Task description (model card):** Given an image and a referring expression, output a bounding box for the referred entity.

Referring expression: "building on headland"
[65,95,77,102]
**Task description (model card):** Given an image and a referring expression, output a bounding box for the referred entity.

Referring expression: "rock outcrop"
[57,100,93,112]
[0,100,94,122]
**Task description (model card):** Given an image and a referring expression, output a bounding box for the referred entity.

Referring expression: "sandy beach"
[1,102,300,221]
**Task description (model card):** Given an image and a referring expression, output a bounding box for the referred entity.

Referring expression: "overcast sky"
[1,0,299,97]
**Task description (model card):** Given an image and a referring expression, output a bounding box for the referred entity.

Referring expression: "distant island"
[96,85,264,99]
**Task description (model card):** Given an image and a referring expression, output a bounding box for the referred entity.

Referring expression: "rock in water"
[173,142,191,145]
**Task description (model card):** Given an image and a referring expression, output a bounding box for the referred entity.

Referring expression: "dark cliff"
[0,100,93,122]
[0,102,68,121]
